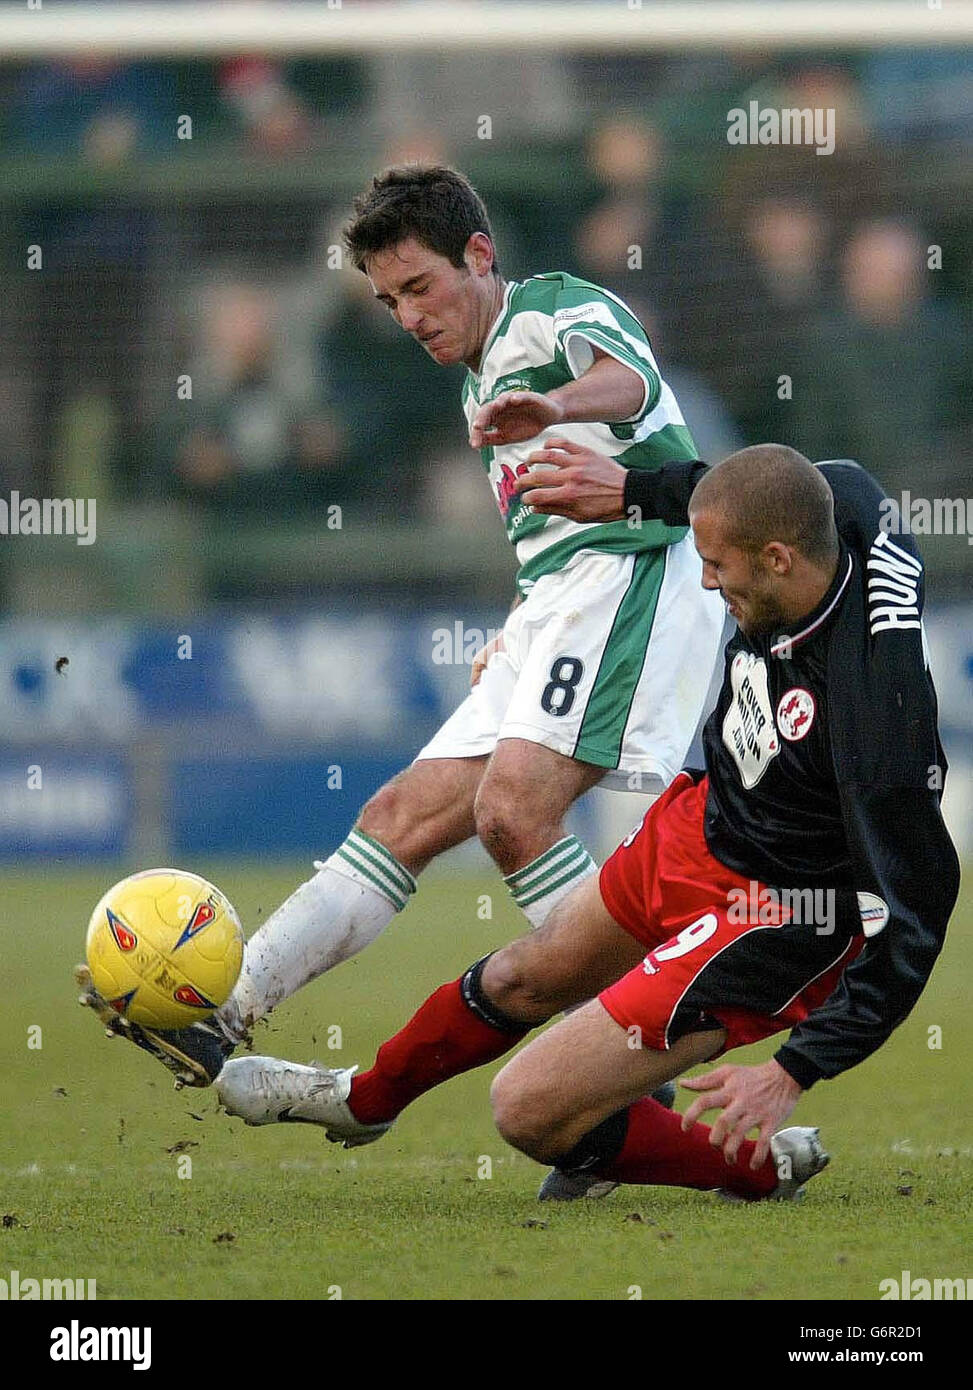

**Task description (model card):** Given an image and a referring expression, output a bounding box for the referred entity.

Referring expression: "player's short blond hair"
[690,444,839,567]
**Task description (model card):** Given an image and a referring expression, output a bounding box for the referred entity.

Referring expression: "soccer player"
[78,165,723,1086]
[217,444,959,1204]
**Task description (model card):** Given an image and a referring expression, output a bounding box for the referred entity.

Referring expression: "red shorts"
[598,773,863,1055]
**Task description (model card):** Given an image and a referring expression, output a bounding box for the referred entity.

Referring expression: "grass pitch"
[1,863,970,1301]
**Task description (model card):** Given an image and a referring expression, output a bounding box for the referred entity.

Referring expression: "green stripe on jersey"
[557,321,661,414]
[612,422,697,466]
[543,275,648,333]
[487,361,569,399]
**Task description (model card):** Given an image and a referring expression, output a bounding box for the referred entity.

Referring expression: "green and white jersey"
[462,272,696,595]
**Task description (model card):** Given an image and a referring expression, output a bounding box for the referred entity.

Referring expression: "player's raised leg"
[216,870,645,1138]
[217,771,687,1134]
[219,629,610,1046]
[79,754,489,1086]
[219,754,487,1038]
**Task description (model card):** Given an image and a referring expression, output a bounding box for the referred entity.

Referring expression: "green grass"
[1,864,970,1301]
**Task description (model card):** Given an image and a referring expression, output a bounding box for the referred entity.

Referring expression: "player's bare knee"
[490,1074,557,1161]
[357,775,433,865]
[474,786,553,873]
[481,942,564,1023]
[358,779,406,844]
[473,799,520,869]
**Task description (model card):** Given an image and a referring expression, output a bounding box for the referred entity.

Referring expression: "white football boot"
[718,1125,830,1202]
[216,1056,391,1148]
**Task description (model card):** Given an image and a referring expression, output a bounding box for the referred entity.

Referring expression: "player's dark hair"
[344,165,499,276]
[690,444,839,567]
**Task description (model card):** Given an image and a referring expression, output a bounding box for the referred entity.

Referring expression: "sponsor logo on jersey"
[552,305,601,326]
[722,653,779,789]
[857,892,890,937]
[495,461,531,518]
[776,688,816,742]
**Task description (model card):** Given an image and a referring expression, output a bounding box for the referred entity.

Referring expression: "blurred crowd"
[0,47,969,550]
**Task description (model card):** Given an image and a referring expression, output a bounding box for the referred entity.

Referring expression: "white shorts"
[415,538,724,792]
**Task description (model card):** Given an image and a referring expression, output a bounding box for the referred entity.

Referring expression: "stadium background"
[0,1,969,870]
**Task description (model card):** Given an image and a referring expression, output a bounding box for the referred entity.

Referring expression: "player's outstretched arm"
[469,351,644,448]
[514,440,708,525]
[771,782,958,1092]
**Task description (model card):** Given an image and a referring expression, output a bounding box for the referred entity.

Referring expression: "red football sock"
[348,978,526,1125]
[596,1097,778,1198]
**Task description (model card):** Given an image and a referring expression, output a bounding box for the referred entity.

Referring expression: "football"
[85,868,244,1030]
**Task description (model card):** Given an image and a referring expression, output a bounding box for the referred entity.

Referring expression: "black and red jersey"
[622,458,960,1088]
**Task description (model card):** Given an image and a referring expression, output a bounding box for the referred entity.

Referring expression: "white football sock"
[219,829,417,1037]
[503,835,597,930]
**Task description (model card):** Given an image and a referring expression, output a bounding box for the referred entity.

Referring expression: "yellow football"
[85,869,244,1030]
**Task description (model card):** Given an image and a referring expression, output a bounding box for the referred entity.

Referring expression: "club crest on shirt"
[722,652,780,789]
[776,687,816,742]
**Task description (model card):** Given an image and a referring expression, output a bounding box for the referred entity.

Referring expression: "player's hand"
[469,391,565,448]
[680,1059,803,1169]
[470,632,504,688]
[513,438,628,522]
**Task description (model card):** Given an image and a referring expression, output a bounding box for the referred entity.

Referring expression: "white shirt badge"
[722,653,780,789]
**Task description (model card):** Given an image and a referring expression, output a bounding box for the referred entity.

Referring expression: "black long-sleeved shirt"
[623,459,960,1089]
